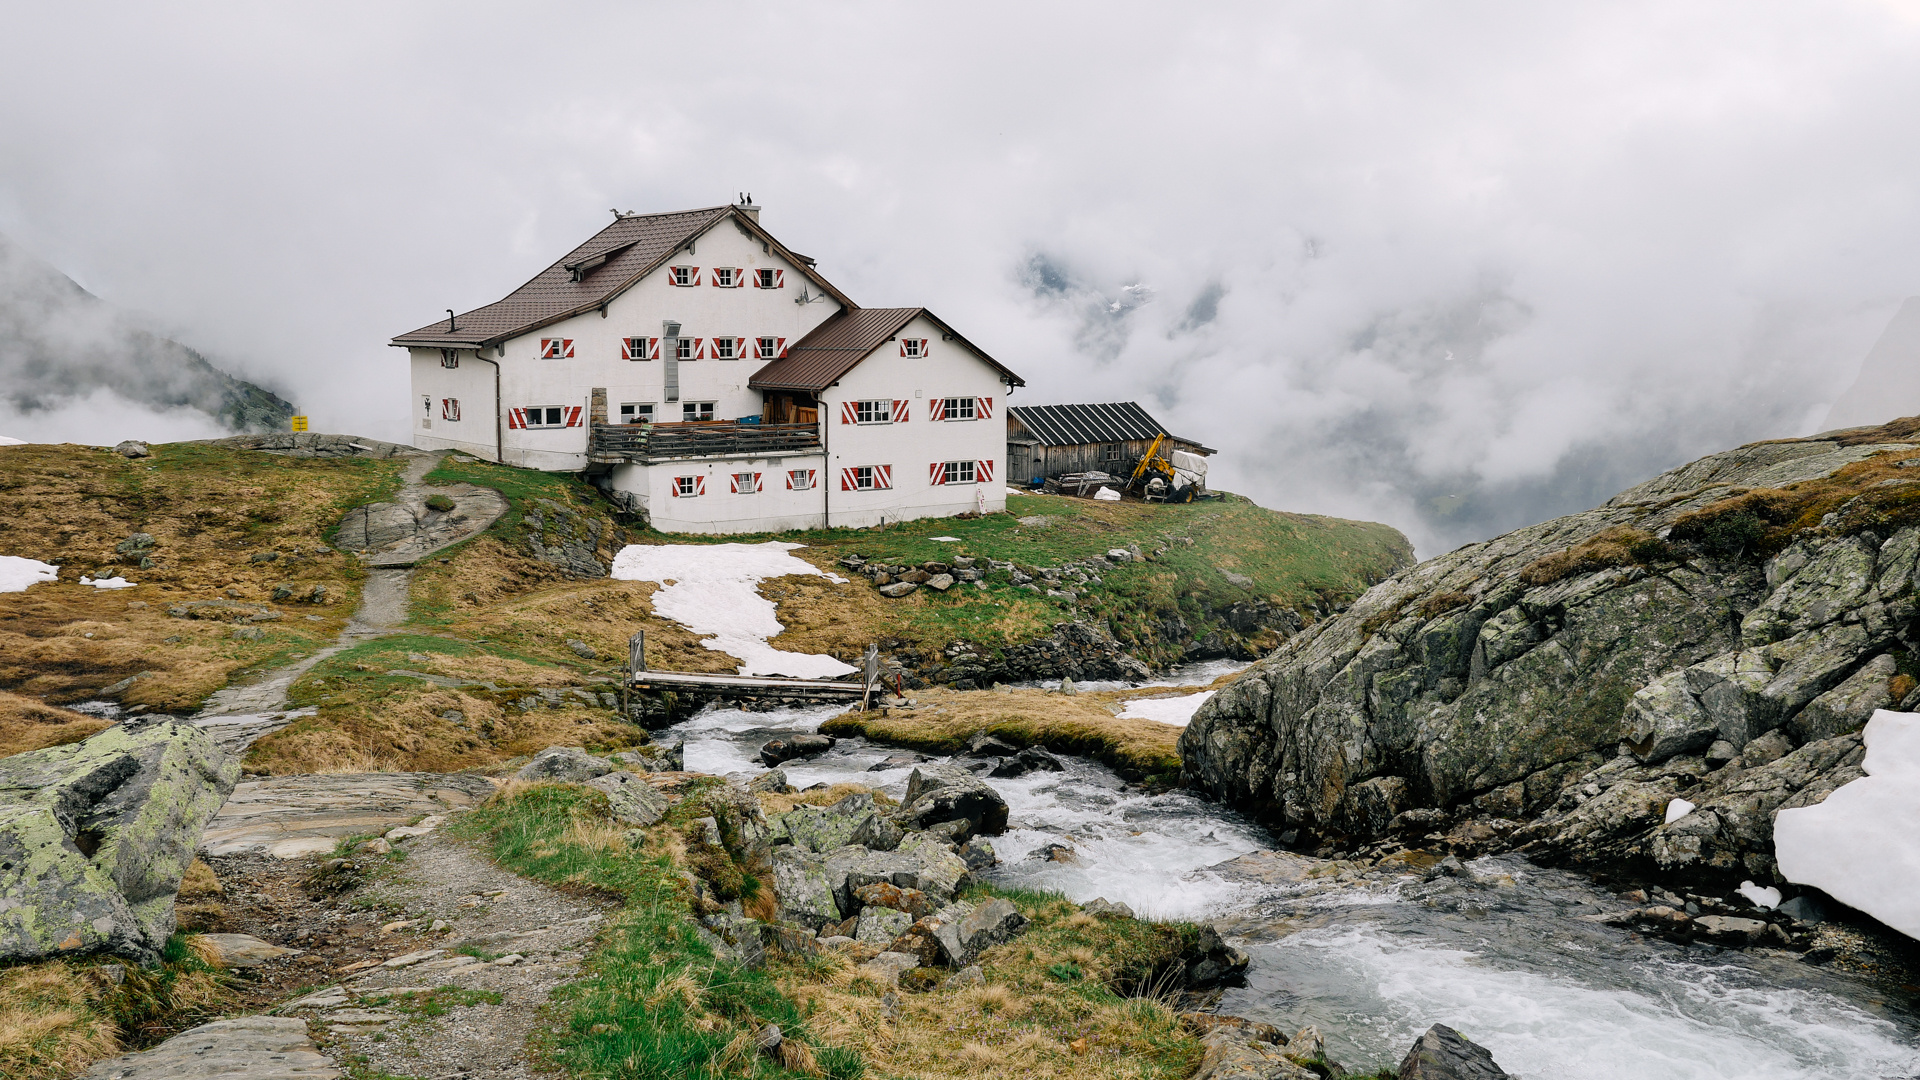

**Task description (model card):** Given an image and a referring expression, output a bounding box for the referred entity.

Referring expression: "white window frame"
[755,268,779,288]
[901,339,924,358]
[671,266,698,286]
[524,406,565,429]
[712,267,737,288]
[733,471,760,494]
[619,402,655,425]
[855,399,893,424]
[440,348,460,369]
[677,338,696,361]
[625,336,654,361]
[941,460,977,485]
[756,336,780,359]
[788,468,814,491]
[682,401,716,422]
[940,396,977,421]
[441,398,461,422]
[712,336,740,361]
[540,338,573,359]
[674,475,701,497]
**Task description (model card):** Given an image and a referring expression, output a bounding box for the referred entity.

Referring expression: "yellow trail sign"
[290,415,309,432]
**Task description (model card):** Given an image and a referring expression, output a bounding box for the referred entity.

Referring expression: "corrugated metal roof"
[748,307,1024,392]
[390,206,854,348]
[1008,402,1213,453]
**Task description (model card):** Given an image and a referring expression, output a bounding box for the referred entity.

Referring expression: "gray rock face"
[927,897,1028,967]
[584,771,667,826]
[80,1015,339,1079]
[612,739,684,772]
[1181,434,1920,877]
[1397,1023,1511,1079]
[515,746,613,783]
[113,439,150,458]
[776,793,882,853]
[898,765,1010,840]
[0,720,240,964]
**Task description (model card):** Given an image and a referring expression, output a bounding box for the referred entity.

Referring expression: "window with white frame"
[671,266,699,286]
[624,336,655,361]
[711,336,740,360]
[677,338,696,361]
[440,348,460,369]
[440,398,461,422]
[941,460,977,485]
[849,465,891,490]
[674,475,702,497]
[756,336,780,359]
[755,267,782,288]
[732,471,759,494]
[940,396,977,421]
[523,406,565,428]
[854,400,892,424]
[788,469,814,491]
[540,338,573,359]
[901,338,924,357]
[619,403,655,425]
[712,267,737,288]
[682,401,716,422]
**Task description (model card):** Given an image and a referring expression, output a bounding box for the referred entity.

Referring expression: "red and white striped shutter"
[775,269,784,287]
[978,459,994,482]
[753,471,762,492]
[876,464,892,489]
[695,476,707,496]
[736,268,746,287]
[919,338,930,355]
[507,408,527,429]
[776,337,787,358]
[691,267,701,286]
[841,401,857,425]
[671,478,684,497]
[929,399,943,421]
[892,400,909,422]
[840,467,857,491]
[562,339,575,358]
[620,338,632,360]
[977,396,993,419]
[650,338,662,360]
[786,469,796,490]
[564,406,584,428]
[729,472,742,494]
[929,462,946,485]
[693,338,705,359]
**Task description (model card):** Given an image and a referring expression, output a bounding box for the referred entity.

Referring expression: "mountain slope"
[0,235,292,432]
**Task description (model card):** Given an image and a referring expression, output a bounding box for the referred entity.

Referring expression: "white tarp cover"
[1774,709,1920,939]
[1170,450,1207,475]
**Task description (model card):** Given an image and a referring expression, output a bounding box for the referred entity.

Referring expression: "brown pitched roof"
[748,307,1024,392]
[390,206,855,349]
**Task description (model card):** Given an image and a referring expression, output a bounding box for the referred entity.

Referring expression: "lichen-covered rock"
[777,792,880,853]
[584,771,667,826]
[0,720,240,964]
[897,765,1009,840]
[926,897,1027,967]
[770,846,842,930]
[1397,1023,1511,1079]
[855,905,913,946]
[1180,432,1920,868]
[515,746,612,783]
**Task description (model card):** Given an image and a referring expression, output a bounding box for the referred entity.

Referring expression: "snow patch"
[80,575,136,589]
[0,555,59,593]
[928,536,962,542]
[1664,797,1696,824]
[1119,689,1216,727]
[0,435,26,446]
[1776,709,1920,939]
[609,542,853,678]
[1738,881,1782,910]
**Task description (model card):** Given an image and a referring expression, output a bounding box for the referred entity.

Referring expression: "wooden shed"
[1005,402,1214,487]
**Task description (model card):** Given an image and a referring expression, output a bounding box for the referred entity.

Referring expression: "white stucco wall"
[609,453,831,534]
[420,216,846,472]
[815,313,1013,529]
[407,348,499,459]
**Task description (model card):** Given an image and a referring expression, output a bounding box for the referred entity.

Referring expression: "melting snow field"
[1776,709,1920,938]
[0,435,25,446]
[1118,689,1216,726]
[0,555,59,593]
[609,541,854,678]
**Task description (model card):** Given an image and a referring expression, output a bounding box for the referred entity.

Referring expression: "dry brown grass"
[244,687,643,776]
[0,962,121,1080]
[0,690,109,757]
[1517,524,1673,587]
[0,443,390,713]
[821,685,1192,782]
[754,782,895,816]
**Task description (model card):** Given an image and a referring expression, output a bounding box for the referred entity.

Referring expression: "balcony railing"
[589,420,823,463]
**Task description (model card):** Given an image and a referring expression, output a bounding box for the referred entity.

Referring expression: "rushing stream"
[660,666,1920,1079]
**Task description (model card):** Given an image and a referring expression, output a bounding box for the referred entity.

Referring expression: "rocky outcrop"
[1182,429,1920,888]
[515,745,613,783]
[80,1015,339,1079]
[519,497,616,577]
[897,764,1010,841]
[0,720,240,964]
[198,432,418,458]
[1398,1024,1511,1079]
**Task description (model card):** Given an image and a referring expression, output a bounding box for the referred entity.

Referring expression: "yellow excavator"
[1127,434,1179,502]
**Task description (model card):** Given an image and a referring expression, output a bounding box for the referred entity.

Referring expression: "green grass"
[451,784,860,1079]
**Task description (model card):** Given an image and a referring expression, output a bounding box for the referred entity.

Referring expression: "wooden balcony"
[588,420,823,464]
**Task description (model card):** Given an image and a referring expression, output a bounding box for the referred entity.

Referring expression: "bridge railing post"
[862,643,879,710]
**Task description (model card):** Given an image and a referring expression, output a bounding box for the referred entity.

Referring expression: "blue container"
[736,415,762,425]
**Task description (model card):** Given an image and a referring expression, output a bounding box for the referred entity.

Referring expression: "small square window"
[789,469,813,491]
[733,471,758,493]
[677,338,695,361]
[757,336,780,359]
[625,337,654,361]
[712,337,738,360]
[712,267,736,287]
[619,403,654,425]
[1105,444,1122,461]
[902,339,924,357]
[756,268,781,288]
[675,476,700,496]
[672,266,698,286]
[683,402,716,422]
[854,466,876,490]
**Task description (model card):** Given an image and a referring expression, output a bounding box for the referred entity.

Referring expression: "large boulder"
[775,793,883,853]
[897,765,1009,840]
[515,746,613,783]
[1180,429,1920,871]
[0,720,240,964]
[1397,1024,1511,1079]
[585,771,667,826]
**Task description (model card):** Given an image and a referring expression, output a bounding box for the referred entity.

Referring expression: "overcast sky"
[3,2,1919,554]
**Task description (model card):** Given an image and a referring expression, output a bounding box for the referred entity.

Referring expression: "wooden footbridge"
[621,632,883,707]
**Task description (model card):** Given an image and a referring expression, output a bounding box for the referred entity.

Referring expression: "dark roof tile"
[1008,402,1213,453]
[748,307,1023,392]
